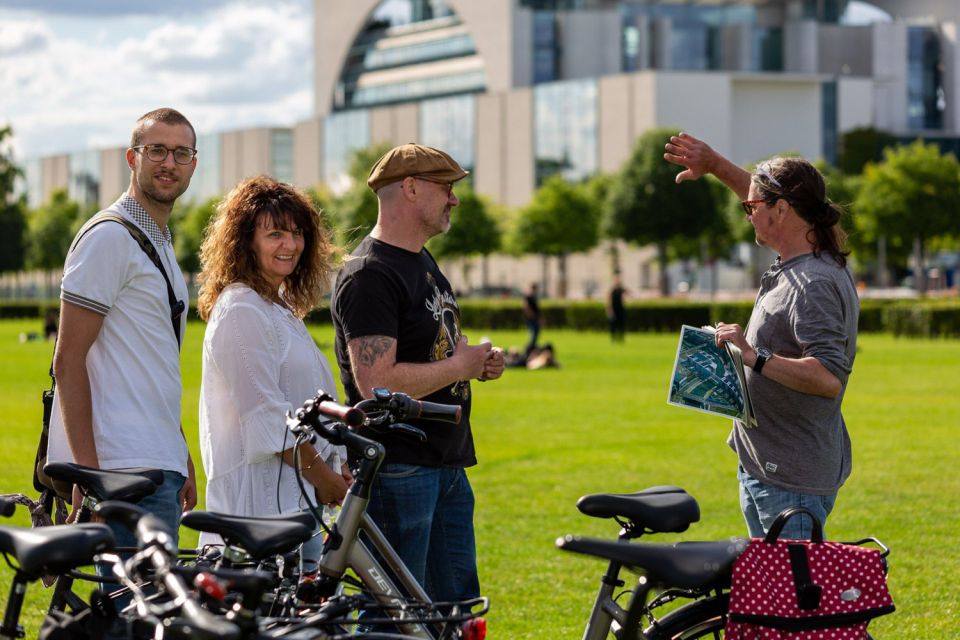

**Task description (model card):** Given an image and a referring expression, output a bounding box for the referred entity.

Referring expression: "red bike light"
[462,617,487,640]
[193,571,227,601]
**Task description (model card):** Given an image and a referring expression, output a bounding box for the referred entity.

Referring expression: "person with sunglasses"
[48,108,199,545]
[664,132,859,541]
[331,143,505,606]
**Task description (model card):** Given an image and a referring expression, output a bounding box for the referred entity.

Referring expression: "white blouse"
[198,284,344,545]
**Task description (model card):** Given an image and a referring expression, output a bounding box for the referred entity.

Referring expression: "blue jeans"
[738,465,836,540]
[98,471,186,578]
[366,464,479,602]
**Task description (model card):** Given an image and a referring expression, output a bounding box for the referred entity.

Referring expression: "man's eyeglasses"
[133,144,197,165]
[741,199,767,217]
[414,176,454,196]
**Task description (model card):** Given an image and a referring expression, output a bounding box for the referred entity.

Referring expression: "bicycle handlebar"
[0,497,14,518]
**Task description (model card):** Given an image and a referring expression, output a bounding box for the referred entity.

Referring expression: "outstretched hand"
[663,132,716,184]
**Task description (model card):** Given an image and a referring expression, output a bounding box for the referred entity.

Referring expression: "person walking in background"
[331,143,505,604]
[196,176,351,560]
[665,131,859,540]
[48,108,198,542]
[606,272,627,342]
[522,282,541,358]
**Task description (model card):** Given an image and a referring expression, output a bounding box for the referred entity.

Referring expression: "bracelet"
[301,451,323,471]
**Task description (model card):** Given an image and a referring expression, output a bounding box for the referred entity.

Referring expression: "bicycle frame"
[312,441,436,638]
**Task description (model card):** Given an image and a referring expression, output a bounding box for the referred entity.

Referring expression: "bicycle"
[276,388,489,639]
[556,487,892,639]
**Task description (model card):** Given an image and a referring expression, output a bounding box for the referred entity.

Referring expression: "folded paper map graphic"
[667,325,757,427]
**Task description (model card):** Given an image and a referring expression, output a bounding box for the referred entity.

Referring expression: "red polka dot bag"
[725,507,895,639]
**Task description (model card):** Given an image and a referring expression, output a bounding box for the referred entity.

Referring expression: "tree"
[603,128,718,296]
[838,127,897,176]
[173,196,220,276]
[330,143,393,250]
[512,175,599,298]
[427,182,501,290]
[856,140,960,292]
[26,189,82,296]
[0,126,27,276]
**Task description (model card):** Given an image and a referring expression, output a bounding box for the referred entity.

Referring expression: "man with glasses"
[664,132,859,541]
[49,108,199,545]
[331,143,505,605]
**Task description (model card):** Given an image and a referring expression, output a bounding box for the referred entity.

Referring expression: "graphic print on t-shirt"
[424,272,469,400]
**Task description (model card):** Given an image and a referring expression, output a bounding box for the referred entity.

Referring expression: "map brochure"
[667,325,757,428]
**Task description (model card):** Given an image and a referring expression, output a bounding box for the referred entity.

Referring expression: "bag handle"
[763,506,824,543]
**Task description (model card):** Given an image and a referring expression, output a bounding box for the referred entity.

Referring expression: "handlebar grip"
[0,497,15,518]
[316,400,366,427]
[411,399,462,424]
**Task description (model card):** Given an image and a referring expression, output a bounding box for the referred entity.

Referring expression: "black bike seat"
[576,486,700,535]
[0,523,114,578]
[43,462,160,503]
[181,511,314,560]
[557,535,748,590]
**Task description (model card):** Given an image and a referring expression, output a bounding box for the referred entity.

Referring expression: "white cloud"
[0,0,313,159]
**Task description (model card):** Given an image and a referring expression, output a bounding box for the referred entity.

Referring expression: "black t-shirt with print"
[331,236,475,468]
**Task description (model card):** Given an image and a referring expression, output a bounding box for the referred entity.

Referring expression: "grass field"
[1,319,957,638]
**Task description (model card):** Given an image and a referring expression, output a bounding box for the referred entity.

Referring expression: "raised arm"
[664,132,752,200]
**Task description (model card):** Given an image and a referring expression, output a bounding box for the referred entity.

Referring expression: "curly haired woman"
[196,176,351,556]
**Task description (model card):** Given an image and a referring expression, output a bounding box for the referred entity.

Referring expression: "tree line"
[2,126,958,298]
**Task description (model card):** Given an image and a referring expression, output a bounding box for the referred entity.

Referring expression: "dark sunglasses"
[740,199,767,216]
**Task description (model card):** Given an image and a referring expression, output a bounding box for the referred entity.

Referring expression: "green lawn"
[1,320,957,638]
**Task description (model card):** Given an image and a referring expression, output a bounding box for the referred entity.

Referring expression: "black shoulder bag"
[34,213,186,505]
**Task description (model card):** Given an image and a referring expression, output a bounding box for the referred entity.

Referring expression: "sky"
[0,0,890,162]
[0,0,316,160]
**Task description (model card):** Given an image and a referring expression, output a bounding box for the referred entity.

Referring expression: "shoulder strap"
[70,213,185,348]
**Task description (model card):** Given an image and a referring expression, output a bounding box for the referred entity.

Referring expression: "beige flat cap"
[367,143,469,193]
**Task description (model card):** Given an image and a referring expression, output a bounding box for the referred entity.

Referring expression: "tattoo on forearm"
[356,336,393,367]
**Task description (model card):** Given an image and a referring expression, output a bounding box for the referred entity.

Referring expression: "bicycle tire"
[643,593,728,640]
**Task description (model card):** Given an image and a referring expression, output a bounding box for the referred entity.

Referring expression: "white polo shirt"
[48,196,190,476]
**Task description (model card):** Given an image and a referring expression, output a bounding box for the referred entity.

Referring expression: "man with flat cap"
[331,143,505,603]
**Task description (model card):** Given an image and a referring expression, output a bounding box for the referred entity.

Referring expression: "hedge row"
[4,299,960,337]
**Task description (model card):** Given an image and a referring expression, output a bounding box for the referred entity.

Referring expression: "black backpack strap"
[70,213,185,348]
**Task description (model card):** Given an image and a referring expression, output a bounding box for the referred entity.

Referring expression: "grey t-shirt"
[729,252,859,494]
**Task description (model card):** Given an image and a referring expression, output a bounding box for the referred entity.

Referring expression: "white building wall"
[558,10,621,81]
[653,73,734,157]
[837,77,875,133]
[731,76,822,164]
[871,22,908,132]
[784,19,818,74]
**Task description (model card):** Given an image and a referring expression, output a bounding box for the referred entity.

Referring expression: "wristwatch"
[753,347,772,375]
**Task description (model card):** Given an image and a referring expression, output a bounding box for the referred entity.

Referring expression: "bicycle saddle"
[181,511,314,560]
[557,535,748,590]
[43,462,160,503]
[576,486,700,536]
[0,523,114,579]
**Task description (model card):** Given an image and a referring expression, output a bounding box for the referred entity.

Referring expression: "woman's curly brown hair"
[197,176,335,321]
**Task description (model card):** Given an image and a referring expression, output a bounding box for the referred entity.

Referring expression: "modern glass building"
[23,1,960,242]
[296,0,960,209]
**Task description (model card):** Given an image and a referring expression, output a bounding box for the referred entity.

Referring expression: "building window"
[271,130,295,185]
[335,0,483,111]
[68,149,100,208]
[187,132,222,202]
[323,109,370,194]
[907,26,945,130]
[822,80,838,165]
[534,78,597,185]
[419,95,476,170]
[533,11,559,83]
